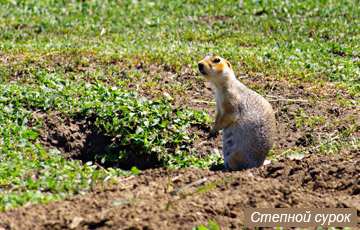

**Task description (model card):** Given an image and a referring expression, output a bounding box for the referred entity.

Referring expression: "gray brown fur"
[198,56,276,170]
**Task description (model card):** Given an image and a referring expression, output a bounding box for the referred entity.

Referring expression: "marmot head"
[198,56,234,85]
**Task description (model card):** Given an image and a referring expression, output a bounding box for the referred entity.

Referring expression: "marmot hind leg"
[227,150,263,170]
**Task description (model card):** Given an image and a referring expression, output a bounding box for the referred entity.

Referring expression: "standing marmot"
[198,56,276,170]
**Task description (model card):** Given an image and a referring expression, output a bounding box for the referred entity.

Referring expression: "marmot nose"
[198,62,204,71]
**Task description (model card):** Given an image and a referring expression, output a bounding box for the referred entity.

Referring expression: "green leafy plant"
[194,220,219,230]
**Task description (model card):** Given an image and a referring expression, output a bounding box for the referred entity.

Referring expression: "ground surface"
[0,64,359,229]
[0,151,359,229]
[1,52,359,230]
[0,1,359,229]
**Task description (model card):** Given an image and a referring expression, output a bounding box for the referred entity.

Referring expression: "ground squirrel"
[198,56,276,170]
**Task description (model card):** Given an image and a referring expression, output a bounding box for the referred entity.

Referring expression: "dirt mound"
[32,112,161,170]
[263,150,359,196]
[1,151,358,230]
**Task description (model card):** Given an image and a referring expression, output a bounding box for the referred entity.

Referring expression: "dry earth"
[0,152,358,229]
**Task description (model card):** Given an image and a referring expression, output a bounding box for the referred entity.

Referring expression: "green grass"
[1,1,359,91]
[194,220,219,230]
[0,0,359,210]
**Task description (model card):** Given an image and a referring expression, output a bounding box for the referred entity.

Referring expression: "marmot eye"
[213,58,220,63]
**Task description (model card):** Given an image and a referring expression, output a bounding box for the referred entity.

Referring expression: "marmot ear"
[225,60,232,70]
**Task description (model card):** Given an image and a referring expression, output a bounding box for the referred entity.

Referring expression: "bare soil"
[0,152,358,229]
[0,58,359,229]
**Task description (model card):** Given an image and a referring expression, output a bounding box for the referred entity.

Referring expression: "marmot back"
[198,56,276,170]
